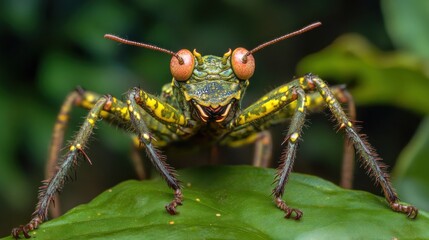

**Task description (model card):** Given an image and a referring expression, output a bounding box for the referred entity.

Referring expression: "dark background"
[0,0,423,236]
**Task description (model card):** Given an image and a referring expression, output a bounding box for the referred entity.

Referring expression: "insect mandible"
[12,22,418,239]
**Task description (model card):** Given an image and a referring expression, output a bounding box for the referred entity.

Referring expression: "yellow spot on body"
[146,97,186,125]
[134,111,141,120]
[86,94,95,103]
[196,198,200,202]
[216,213,221,217]
[90,113,96,118]
[326,96,332,103]
[88,118,95,125]
[289,101,297,110]
[70,145,76,151]
[100,111,109,119]
[143,133,150,140]
[347,121,353,127]
[321,90,326,96]
[128,105,134,112]
[58,114,68,122]
[298,107,304,112]
[81,100,94,109]
[305,96,311,107]
[290,132,299,142]
[299,77,305,84]
[278,86,289,93]
[126,100,131,105]
[76,143,82,149]
[280,96,287,102]
[315,96,324,106]
[113,97,117,103]
[169,221,175,225]
[238,98,279,125]
[319,82,326,88]
[264,99,279,112]
[227,133,258,147]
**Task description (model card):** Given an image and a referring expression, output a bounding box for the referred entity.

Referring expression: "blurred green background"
[1,0,428,236]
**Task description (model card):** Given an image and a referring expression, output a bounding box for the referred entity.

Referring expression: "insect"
[12,22,418,238]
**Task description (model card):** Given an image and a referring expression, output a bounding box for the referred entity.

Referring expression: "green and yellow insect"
[12,22,417,238]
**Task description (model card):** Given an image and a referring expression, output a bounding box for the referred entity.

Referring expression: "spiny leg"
[224,83,307,219]
[127,88,183,215]
[333,87,356,189]
[12,96,110,239]
[304,73,418,218]
[43,88,132,218]
[305,85,357,189]
[273,88,307,220]
[44,89,83,218]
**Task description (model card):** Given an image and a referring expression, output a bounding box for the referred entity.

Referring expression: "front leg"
[273,88,307,219]
[127,88,186,214]
[226,82,307,219]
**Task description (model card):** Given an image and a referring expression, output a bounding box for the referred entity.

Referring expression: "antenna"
[242,22,322,63]
[104,34,184,64]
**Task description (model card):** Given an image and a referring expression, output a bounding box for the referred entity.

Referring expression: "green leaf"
[4,166,428,239]
[393,116,429,211]
[381,0,429,60]
[296,34,429,115]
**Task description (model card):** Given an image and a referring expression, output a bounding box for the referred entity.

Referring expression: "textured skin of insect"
[12,23,418,239]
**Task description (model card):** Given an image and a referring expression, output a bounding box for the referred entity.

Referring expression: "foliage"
[297,34,429,114]
[2,166,428,240]
[1,0,427,237]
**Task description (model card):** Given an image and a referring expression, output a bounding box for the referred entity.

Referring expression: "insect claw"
[275,197,303,220]
[165,189,183,215]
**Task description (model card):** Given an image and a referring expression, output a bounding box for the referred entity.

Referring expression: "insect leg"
[226,84,306,219]
[253,131,273,167]
[273,88,307,220]
[303,73,418,218]
[127,88,183,215]
[44,89,82,218]
[303,85,356,189]
[44,88,133,217]
[12,96,111,239]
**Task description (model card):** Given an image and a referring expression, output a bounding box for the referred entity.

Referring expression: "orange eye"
[231,47,255,80]
[170,49,194,81]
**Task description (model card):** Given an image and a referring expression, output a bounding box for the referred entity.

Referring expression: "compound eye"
[231,47,255,80]
[170,49,195,81]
